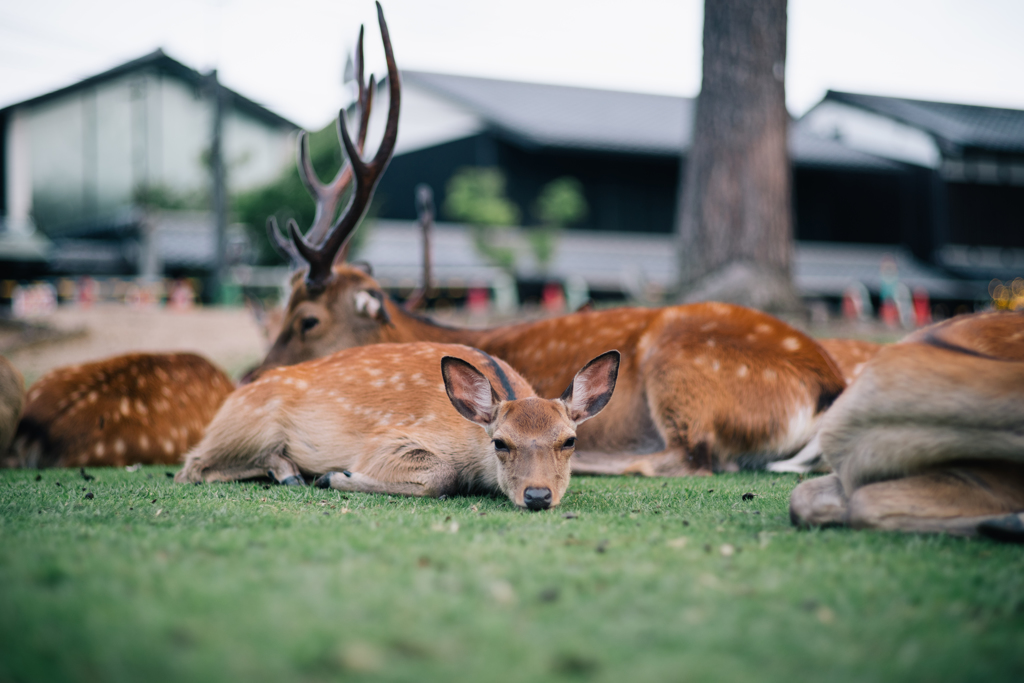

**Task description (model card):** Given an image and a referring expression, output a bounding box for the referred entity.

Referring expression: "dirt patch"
[4,305,268,386]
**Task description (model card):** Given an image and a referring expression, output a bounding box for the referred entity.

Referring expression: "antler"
[287,1,401,291]
[404,184,434,311]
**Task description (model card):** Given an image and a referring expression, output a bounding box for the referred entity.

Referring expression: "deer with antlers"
[178,343,619,510]
[784,310,1024,538]
[7,353,234,468]
[251,2,846,477]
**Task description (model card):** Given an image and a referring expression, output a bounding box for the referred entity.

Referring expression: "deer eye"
[493,439,510,453]
[562,437,577,450]
[300,316,320,334]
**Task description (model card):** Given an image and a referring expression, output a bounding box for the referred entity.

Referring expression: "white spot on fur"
[756,323,773,334]
[782,336,800,351]
[139,435,149,450]
[120,398,131,416]
[94,442,105,456]
[706,338,716,347]
[295,379,309,390]
[762,369,777,381]
[711,360,720,372]
[114,439,126,456]
[162,440,174,455]
[737,364,749,378]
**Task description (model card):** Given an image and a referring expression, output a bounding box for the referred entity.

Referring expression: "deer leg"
[314,449,459,498]
[789,474,849,527]
[572,447,712,477]
[266,451,305,486]
[977,513,1024,543]
[846,462,1024,535]
[177,444,292,484]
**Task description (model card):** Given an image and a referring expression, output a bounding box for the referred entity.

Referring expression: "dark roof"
[825,90,1024,155]
[1,50,297,131]
[403,71,903,171]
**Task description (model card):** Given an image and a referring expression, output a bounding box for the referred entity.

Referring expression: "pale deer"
[785,310,1024,538]
[177,343,619,509]
[0,356,24,462]
[10,353,234,468]
[248,1,847,476]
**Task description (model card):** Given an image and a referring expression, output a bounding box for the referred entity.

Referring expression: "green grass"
[1,468,1023,683]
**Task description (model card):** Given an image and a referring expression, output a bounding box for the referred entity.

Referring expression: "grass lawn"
[1,467,1022,683]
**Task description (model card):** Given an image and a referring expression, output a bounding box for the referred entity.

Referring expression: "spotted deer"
[178,343,619,509]
[0,356,24,463]
[248,2,846,476]
[786,311,1024,539]
[9,353,234,468]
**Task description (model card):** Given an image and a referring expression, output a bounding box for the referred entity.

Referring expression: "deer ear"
[353,290,391,324]
[442,356,499,426]
[560,350,620,424]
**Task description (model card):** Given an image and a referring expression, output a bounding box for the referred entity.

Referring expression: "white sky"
[2,0,1023,130]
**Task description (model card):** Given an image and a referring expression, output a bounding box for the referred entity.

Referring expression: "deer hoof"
[279,475,305,486]
[314,474,333,489]
[977,513,1024,543]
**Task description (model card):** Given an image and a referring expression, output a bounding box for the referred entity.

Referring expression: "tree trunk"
[675,0,799,314]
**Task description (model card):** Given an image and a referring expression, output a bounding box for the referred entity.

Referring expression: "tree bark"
[675,0,799,313]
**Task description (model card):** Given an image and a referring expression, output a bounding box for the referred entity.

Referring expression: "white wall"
[799,100,941,168]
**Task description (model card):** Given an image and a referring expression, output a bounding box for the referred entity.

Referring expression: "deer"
[8,352,234,468]
[177,343,619,510]
[783,310,1024,539]
[248,2,847,477]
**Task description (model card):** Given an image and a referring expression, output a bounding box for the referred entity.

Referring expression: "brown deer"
[247,2,847,476]
[816,338,882,386]
[9,353,234,468]
[787,310,1024,538]
[0,356,24,462]
[177,343,619,510]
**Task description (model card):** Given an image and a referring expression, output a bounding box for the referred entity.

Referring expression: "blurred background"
[2,0,1023,379]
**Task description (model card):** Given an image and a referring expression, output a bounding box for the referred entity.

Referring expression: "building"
[0,50,298,277]
[350,72,1022,301]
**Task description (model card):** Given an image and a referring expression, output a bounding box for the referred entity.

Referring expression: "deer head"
[247,2,402,382]
[442,350,620,510]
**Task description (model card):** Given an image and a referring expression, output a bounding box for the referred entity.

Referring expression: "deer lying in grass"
[9,353,234,468]
[248,3,847,477]
[786,311,1024,537]
[177,343,619,510]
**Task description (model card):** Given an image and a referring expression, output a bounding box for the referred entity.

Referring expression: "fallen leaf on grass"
[490,580,516,605]
[816,606,836,624]
[719,543,735,557]
[666,537,688,549]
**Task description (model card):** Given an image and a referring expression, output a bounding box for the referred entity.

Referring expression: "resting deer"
[250,3,846,476]
[786,310,1024,538]
[9,353,234,468]
[177,343,619,509]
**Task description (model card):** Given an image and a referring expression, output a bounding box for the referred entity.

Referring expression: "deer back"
[13,353,234,468]
[818,311,1024,492]
[817,338,883,385]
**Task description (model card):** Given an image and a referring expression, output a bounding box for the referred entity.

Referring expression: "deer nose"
[523,487,552,511]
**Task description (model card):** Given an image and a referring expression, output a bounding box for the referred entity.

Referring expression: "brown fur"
[0,356,24,461]
[245,266,847,475]
[10,353,234,468]
[817,338,883,385]
[789,311,1024,535]
[178,343,618,509]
